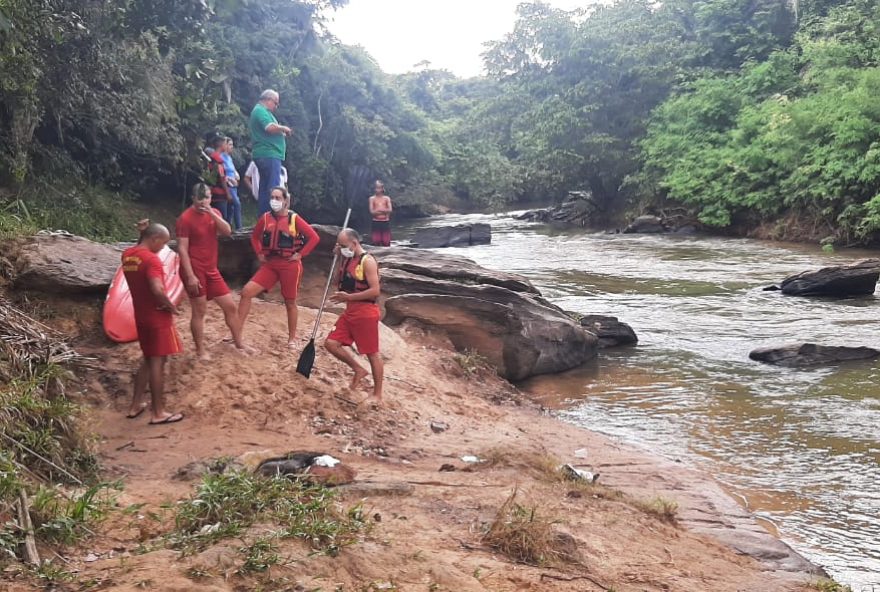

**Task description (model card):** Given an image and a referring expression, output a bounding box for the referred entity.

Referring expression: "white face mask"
[269,199,284,213]
[340,247,355,258]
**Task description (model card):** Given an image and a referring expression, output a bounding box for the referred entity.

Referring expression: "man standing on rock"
[325,229,384,404]
[121,223,184,425]
[176,183,249,359]
[249,89,291,215]
[368,180,392,246]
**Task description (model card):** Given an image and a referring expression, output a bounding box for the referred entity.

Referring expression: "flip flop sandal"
[149,413,184,426]
[126,405,148,419]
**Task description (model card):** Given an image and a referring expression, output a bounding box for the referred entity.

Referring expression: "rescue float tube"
[102,245,185,343]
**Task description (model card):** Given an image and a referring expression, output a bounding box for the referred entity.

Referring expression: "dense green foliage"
[2,0,879,242]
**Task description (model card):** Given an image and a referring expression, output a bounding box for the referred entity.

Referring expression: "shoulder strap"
[288,212,297,234]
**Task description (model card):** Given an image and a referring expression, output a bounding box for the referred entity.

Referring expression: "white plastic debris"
[574,448,589,459]
[559,463,599,484]
[460,455,482,464]
[84,553,99,563]
[312,454,341,468]
[199,523,220,535]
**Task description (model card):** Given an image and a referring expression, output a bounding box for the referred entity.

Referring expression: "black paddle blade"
[296,339,317,378]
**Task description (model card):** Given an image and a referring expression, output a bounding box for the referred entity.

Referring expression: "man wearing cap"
[249,89,291,215]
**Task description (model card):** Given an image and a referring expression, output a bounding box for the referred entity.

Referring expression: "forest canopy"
[1,0,878,244]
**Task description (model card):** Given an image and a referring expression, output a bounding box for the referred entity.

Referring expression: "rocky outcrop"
[578,315,638,348]
[623,215,666,234]
[749,343,879,367]
[384,293,598,381]
[515,191,599,227]
[13,232,123,293]
[778,259,880,297]
[411,223,491,248]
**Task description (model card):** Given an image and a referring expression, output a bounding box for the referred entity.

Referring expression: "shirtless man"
[122,223,184,424]
[368,180,392,247]
[176,182,249,359]
[325,229,384,404]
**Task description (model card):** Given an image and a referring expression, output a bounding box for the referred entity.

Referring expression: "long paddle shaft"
[307,208,352,342]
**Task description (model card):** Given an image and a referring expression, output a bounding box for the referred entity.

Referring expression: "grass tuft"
[453,349,492,376]
[632,496,679,524]
[811,579,853,592]
[482,489,570,566]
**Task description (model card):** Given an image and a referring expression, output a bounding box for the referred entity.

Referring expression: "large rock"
[13,233,123,293]
[779,259,880,297]
[383,293,598,381]
[578,315,638,348]
[515,191,599,227]
[749,343,879,367]
[411,223,491,248]
[623,215,666,234]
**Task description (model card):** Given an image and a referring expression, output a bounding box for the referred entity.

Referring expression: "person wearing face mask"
[238,186,320,349]
[325,228,384,404]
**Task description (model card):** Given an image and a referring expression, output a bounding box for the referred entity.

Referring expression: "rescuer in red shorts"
[121,223,184,425]
[238,186,320,349]
[325,228,384,403]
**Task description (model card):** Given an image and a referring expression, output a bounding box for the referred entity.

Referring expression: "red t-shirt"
[122,245,172,329]
[176,206,221,271]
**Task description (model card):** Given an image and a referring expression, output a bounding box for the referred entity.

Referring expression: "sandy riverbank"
[9,297,825,591]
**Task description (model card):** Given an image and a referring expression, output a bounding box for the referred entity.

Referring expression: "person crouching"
[325,229,384,404]
[238,186,320,349]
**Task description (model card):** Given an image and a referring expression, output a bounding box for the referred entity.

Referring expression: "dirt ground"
[7,296,824,592]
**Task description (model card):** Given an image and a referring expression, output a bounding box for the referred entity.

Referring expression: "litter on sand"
[560,463,600,484]
[312,454,341,468]
[460,455,482,463]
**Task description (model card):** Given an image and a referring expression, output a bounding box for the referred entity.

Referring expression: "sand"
[8,297,824,591]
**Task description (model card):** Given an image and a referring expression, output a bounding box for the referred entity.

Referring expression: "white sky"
[326,0,587,78]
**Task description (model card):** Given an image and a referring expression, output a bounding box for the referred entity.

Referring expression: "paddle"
[296,164,372,378]
[296,208,352,377]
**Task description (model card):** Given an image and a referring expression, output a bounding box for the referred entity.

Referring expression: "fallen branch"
[539,572,610,590]
[16,489,40,566]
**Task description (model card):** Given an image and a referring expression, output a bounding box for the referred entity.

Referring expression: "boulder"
[749,343,879,367]
[578,315,638,348]
[779,259,880,297]
[383,293,598,381]
[623,215,666,234]
[411,223,491,248]
[515,191,599,227]
[13,233,123,293]
[255,451,356,486]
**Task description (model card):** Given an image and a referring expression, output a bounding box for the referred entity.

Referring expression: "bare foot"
[126,402,149,419]
[233,343,259,355]
[350,367,369,390]
[197,350,213,362]
[357,395,383,410]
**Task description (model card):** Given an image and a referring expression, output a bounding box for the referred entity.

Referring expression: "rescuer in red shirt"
[238,186,320,349]
[325,228,383,404]
[176,183,250,360]
[121,223,184,425]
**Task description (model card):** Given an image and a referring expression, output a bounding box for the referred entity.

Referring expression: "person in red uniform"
[368,180,392,246]
[325,228,384,404]
[238,186,320,349]
[176,182,248,360]
[122,223,184,425]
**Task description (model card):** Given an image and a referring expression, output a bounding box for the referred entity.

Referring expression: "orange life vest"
[260,211,306,257]
[339,253,372,294]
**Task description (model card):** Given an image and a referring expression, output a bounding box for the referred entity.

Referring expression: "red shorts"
[190,266,230,300]
[327,303,381,355]
[137,324,182,358]
[251,258,302,300]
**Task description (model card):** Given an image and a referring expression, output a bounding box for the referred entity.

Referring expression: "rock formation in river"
[775,258,880,297]
[410,223,491,248]
[749,343,880,367]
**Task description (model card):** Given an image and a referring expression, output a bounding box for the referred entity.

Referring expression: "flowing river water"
[404,212,880,589]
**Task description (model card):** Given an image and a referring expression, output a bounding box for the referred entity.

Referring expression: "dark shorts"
[328,303,381,355]
[371,220,391,247]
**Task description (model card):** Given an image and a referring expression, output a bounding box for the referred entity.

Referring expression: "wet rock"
[411,223,491,248]
[173,457,243,481]
[439,464,457,472]
[749,343,880,367]
[515,191,599,227]
[779,258,880,297]
[384,293,598,381]
[623,215,666,234]
[13,233,123,293]
[578,315,638,348]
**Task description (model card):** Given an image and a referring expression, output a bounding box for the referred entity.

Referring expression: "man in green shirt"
[249,89,292,215]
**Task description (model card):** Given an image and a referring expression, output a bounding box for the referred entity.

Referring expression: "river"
[404,212,880,590]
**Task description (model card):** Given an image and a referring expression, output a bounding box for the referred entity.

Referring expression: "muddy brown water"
[401,213,880,589]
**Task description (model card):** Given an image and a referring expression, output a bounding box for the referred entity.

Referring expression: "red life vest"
[260,211,306,257]
[339,253,372,294]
